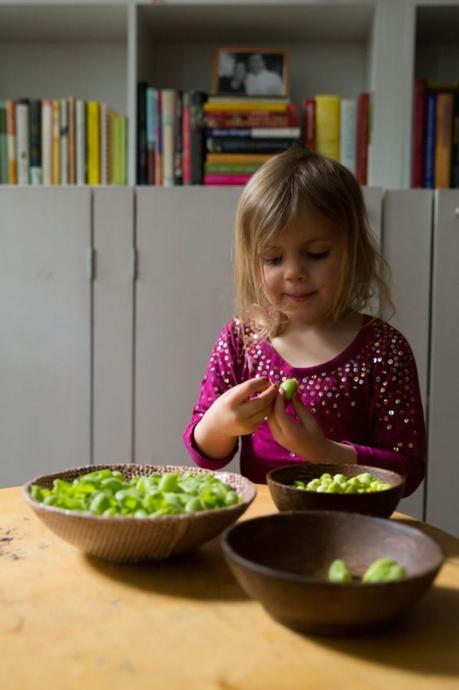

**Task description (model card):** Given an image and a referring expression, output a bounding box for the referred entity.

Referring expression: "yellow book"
[107,109,115,184]
[435,92,453,189]
[204,100,287,112]
[315,94,340,161]
[51,100,60,184]
[87,101,100,185]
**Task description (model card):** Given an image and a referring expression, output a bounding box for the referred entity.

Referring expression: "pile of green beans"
[328,557,407,583]
[293,472,391,494]
[31,468,240,517]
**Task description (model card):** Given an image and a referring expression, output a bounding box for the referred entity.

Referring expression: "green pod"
[280,378,298,400]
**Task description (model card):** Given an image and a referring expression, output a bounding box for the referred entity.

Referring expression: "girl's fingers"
[292,396,312,423]
[232,377,271,403]
[242,383,277,416]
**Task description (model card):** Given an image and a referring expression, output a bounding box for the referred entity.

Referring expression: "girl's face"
[259,211,344,326]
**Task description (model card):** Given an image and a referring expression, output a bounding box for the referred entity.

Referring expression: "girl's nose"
[284,255,306,281]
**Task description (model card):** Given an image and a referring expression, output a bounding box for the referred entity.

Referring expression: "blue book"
[424,91,437,189]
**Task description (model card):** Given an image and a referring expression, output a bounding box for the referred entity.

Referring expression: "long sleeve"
[344,327,426,497]
[183,320,246,470]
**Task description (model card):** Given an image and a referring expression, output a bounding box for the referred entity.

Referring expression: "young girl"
[183,147,426,496]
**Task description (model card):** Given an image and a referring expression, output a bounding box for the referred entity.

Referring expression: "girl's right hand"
[203,377,278,438]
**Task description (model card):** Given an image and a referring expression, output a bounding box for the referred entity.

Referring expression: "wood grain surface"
[1,485,458,690]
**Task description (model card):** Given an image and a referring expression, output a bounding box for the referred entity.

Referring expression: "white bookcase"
[2,0,459,188]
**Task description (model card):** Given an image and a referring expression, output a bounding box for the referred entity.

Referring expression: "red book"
[303,98,316,151]
[411,78,427,188]
[182,93,192,184]
[356,92,370,185]
[204,173,252,185]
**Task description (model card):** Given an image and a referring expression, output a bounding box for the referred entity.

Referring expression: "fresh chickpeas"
[327,557,407,584]
[293,472,391,494]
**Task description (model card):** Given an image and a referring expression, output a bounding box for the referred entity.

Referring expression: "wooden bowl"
[267,463,405,518]
[23,464,256,562]
[221,511,445,636]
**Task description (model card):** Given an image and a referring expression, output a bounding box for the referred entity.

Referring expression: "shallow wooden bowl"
[221,510,445,636]
[23,464,256,562]
[267,463,405,518]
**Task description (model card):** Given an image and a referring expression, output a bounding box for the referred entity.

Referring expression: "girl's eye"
[306,250,330,260]
[262,256,282,266]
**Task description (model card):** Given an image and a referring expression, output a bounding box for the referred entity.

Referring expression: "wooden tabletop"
[1,485,459,690]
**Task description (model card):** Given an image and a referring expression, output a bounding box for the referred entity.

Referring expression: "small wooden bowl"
[23,464,256,562]
[267,463,405,518]
[221,511,445,636]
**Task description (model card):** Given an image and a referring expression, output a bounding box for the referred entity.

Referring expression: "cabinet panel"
[135,187,241,470]
[383,190,433,519]
[0,188,91,487]
[93,187,134,465]
[427,190,459,537]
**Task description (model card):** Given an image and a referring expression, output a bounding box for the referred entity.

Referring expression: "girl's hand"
[207,376,277,437]
[267,389,331,461]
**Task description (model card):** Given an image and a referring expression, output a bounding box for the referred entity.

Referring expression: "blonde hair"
[234,146,393,337]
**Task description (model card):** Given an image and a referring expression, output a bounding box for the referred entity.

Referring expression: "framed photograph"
[213,46,288,97]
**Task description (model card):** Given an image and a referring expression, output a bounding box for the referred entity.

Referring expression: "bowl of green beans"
[267,463,405,518]
[221,511,445,636]
[23,464,256,562]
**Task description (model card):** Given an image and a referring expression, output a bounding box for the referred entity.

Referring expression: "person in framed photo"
[219,61,247,95]
[245,53,283,96]
[215,48,287,97]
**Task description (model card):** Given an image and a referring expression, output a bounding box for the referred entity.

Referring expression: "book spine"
[107,109,114,184]
[154,90,163,186]
[29,100,42,185]
[356,92,370,185]
[315,94,340,161]
[206,153,273,163]
[41,100,52,185]
[100,103,108,185]
[205,162,262,173]
[451,88,459,188]
[161,89,175,188]
[6,100,17,184]
[137,81,148,185]
[87,101,101,185]
[0,101,7,184]
[174,90,183,185]
[67,97,76,185]
[204,101,287,112]
[204,173,252,185]
[206,127,300,139]
[411,77,427,188]
[182,92,191,185]
[119,116,127,185]
[146,86,156,185]
[424,91,437,189]
[51,100,60,185]
[76,99,86,185]
[303,98,316,151]
[206,137,293,153]
[434,92,453,189]
[60,98,68,185]
[339,98,357,174]
[16,100,30,185]
[191,91,207,185]
[205,114,296,128]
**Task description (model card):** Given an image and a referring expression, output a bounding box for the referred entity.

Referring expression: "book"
[154,89,163,186]
[51,100,60,185]
[146,86,156,185]
[87,101,100,185]
[434,92,453,189]
[60,98,68,185]
[206,153,272,163]
[29,99,42,185]
[204,99,288,113]
[205,127,300,139]
[161,89,176,188]
[67,97,76,185]
[100,102,108,185]
[41,100,52,185]
[206,137,294,154]
[451,87,459,188]
[0,101,7,184]
[356,92,370,185]
[174,90,183,185]
[204,173,252,185]
[182,91,191,185]
[315,94,340,161]
[339,98,357,174]
[205,112,297,128]
[6,100,17,184]
[411,77,427,188]
[303,98,316,151]
[107,109,115,184]
[137,81,148,184]
[76,98,86,185]
[190,90,207,185]
[424,90,437,189]
[205,162,262,173]
[113,115,127,185]
[15,99,30,185]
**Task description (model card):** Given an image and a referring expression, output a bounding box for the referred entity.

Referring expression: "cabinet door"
[0,188,91,487]
[427,190,459,536]
[135,187,241,469]
[383,190,433,520]
[93,188,134,465]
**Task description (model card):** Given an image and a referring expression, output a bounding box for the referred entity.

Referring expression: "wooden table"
[1,485,458,690]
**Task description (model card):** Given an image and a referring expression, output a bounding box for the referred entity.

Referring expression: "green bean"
[280,378,298,400]
[293,471,391,494]
[328,559,353,583]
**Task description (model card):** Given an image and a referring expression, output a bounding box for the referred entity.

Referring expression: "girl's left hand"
[267,389,331,461]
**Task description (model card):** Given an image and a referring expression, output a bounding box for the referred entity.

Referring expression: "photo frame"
[213,46,289,97]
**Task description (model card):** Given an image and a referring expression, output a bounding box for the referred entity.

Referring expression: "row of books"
[412,78,459,188]
[302,93,371,185]
[0,98,127,186]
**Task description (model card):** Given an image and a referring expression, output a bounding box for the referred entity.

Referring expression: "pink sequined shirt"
[183,314,426,496]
